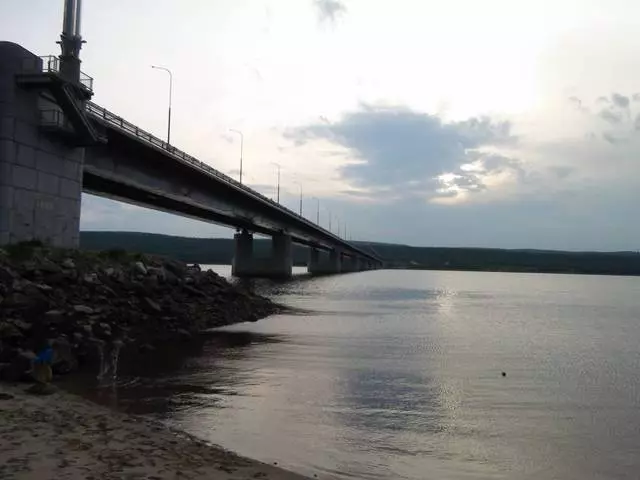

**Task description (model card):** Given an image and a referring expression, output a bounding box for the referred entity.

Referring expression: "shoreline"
[0,382,313,480]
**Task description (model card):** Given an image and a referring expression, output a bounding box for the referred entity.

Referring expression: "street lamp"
[271,162,281,202]
[229,129,244,184]
[294,182,303,216]
[312,197,320,225]
[151,65,173,145]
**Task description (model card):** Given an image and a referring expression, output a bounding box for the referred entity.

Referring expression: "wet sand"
[0,383,312,480]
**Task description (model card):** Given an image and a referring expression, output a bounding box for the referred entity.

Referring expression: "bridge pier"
[0,42,85,247]
[308,247,342,275]
[340,254,357,273]
[232,230,293,279]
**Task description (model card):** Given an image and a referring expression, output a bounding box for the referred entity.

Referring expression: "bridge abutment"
[308,247,342,275]
[0,42,84,247]
[232,230,293,279]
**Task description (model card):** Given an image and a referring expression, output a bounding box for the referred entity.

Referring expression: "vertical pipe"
[74,0,83,36]
[63,0,77,36]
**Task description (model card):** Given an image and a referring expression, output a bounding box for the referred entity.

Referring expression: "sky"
[3,0,640,251]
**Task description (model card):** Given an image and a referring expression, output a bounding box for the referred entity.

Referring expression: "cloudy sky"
[4,0,640,250]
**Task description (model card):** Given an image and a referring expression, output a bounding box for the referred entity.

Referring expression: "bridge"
[0,3,382,278]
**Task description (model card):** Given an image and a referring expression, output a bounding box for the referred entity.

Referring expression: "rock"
[44,310,65,322]
[83,273,100,284]
[133,261,147,275]
[0,265,16,283]
[98,322,111,332]
[0,350,36,382]
[26,383,57,395]
[0,392,14,400]
[35,283,53,292]
[103,267,115,277]
[163,269,179,285]
[183,285,206,297]
[0,322,22,340]
[3,292,31,307]
[142,297,162,313]
[22,283,48,300]
[163,259,186,277]
[147,267,166,281]
[73,305,94,315]
[51,337,78,374]
[61,258,76,269]
[40,259,61,274]
[43,272,66,284]
[177,328,192,340]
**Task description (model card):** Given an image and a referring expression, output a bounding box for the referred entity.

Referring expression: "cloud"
[287,104,516,201]
[568,92,640,142]
[313,0,347,24]
[611,93,630,109]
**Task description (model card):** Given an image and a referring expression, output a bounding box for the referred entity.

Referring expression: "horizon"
[5,0,640,251]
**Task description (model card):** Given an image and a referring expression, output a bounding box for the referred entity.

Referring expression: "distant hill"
[80,231,640,276]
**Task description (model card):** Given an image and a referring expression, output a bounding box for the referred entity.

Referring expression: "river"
[81,268,640,479]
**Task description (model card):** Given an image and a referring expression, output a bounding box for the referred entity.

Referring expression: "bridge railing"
[21,55,94,92]
[84,102,368,255]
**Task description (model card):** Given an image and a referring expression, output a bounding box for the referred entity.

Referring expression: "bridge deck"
[84,102,378,261]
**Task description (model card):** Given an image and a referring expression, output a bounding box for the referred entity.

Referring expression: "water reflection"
[63,330,286,418]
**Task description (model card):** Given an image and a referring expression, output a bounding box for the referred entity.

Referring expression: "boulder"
[73,305,94,315]
[163,259,186,277]
[83,273,100,284]
[133,261,147,275]
[40,259,61,274]
[147,267,167,282]
[142,297,162,314]
[0,350,36,382]
[3,292,31,308]
[61,258,76,269]
[51,337,78,374]
[0,322,22,341]
[45,310,65,322]
[0,265,16,283]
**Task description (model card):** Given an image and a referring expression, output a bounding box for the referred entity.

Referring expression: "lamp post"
[229,129,244,184]
[312,197,320,225]
[151,65,173,145]
[271,162,281,202]
[295,182,303,216]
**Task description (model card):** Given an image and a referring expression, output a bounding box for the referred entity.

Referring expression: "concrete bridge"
[0,39,382,278]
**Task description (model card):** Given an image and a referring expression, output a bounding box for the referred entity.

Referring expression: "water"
[80,269,640,480]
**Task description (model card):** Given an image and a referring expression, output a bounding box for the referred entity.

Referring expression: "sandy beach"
[0,383,312,480]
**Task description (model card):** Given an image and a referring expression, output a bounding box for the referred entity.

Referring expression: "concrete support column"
[231,230,253,277]
[271,232,293,278]
[341,255,356,273]
[232,230,292,279]
[308,248,342,275]
[0,42,84,247]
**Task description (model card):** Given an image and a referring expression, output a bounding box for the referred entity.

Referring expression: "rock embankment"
[0,243,282,381]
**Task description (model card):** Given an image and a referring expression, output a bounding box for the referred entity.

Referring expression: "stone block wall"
[0,42,84,247]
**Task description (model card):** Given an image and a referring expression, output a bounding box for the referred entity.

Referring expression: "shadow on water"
[60,330,286,418]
